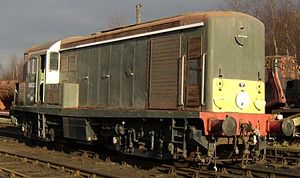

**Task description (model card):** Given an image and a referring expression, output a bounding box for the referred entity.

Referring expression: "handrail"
[201,53,206,106]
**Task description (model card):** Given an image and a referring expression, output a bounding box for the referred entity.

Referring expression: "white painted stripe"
[61,22,204,51]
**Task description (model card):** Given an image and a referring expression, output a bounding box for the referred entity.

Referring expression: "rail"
[0,149,122,178]
[0,125,299,178]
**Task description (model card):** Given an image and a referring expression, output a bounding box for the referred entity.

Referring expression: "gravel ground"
[0,125,178,178]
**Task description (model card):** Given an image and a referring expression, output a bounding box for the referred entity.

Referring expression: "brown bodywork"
[0,80,16,110]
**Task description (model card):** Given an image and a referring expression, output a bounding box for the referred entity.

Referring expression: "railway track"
[0,150,78,178]
[0,124,299,178]
[155,145,300,177]
[0,131,123,178]
[265,145,300,166]
[0,127,173,178]
[0,149,122,178]
[156,162,300,178]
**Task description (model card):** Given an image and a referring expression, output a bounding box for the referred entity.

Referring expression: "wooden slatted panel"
[188,36,202,59]
[149,34,180,109]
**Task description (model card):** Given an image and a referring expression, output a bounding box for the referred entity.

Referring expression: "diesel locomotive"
[11,11,275,165]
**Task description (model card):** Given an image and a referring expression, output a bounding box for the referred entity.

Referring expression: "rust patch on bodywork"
[60,11,255,49]
[0,80,16,110]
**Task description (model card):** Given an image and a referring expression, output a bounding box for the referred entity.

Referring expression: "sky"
[0,0,224,65]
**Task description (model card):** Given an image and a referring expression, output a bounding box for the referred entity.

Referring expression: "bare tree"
[266,0,279,55]
[223,0,300,59]
[0,53,23,81]
[101,13,127,31]
[224,0,264,17]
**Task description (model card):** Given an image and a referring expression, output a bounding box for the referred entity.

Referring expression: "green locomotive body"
[11,11,272,164]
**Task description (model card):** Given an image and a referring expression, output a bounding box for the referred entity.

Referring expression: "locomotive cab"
[17,41,61,106]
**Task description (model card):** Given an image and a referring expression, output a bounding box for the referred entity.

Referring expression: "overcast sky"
[0,0,224,65]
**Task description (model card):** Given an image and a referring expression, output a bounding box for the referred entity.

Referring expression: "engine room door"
[149,34,180,109]
[78,49,89,107]
[184,36,203,108]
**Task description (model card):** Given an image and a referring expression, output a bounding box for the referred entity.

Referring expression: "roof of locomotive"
[24,36,84,55]
[24,11,258,54]
[24,41,57,54]
[60,11,258,49]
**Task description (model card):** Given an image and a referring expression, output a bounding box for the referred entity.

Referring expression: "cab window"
[49,52,59,70]
[27,57,37,74]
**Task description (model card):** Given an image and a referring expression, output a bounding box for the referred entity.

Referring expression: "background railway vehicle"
[11,11,273,167]
[265,55,300,138]
[0,80,16,116]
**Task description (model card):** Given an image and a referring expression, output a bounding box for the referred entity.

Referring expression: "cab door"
[38,54,46,104]
[25,54,47,106]
[26,57,38,105]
